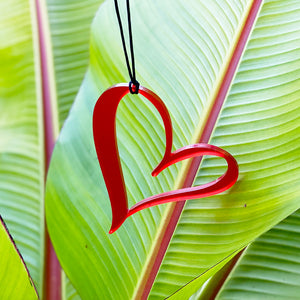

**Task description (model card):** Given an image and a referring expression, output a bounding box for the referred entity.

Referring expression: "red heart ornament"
[93,84,239,233]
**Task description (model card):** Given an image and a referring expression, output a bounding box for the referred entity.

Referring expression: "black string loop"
[114,0,139,94]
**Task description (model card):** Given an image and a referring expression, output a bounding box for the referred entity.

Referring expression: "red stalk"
[35,0,61,299]
[138,1,263,298]
[44,233,61,300]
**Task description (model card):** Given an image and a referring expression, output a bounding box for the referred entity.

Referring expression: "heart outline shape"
[93,84,238,233]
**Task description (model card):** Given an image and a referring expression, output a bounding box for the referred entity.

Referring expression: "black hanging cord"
[114,0,139,94]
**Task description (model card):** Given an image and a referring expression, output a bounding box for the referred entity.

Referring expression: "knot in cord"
[129,80,140,94]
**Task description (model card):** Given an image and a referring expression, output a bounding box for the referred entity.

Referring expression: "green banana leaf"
[45,0,300,299]
[0,0,103,298]
[47,0,104,297]
[0,217,38,299]
[153,0,300,297]
[169,249,243,300]
[62,272,81,300]
[0,0,45,294]
[1,0,300,298]
[216,208,300,299]
[47,0,104,127]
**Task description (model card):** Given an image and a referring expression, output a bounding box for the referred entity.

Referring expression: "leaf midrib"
[32,0,60,298]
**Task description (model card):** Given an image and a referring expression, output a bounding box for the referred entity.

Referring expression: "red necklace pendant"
[93,84,239,233]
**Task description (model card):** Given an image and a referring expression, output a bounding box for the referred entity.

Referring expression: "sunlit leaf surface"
[0,0,44,293]
[217,209,300,299]
[0,217,38,299]
[45,0,300,298]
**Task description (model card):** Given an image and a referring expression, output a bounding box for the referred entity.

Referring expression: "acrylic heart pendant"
[93,84,239,233]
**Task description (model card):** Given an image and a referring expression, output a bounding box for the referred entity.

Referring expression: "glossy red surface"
[93,84,239,233]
